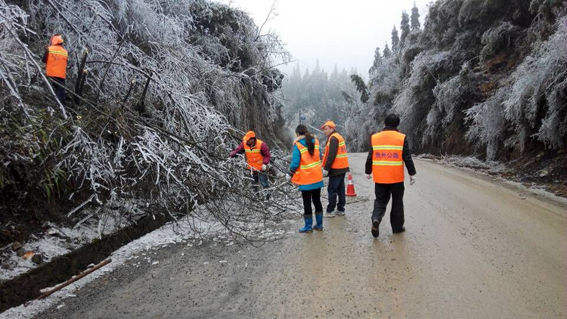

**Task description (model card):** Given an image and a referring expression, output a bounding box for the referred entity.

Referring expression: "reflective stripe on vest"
[244,139,264,171]
[322,132,349,169]
[371,131,405,184]
[291,139,323,185]
[46,45,68,79]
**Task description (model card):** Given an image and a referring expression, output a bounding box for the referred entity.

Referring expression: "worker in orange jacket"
[365,114,416,238]
[230,131,272,199]
[42,34,68,104]
[321,120,350,218]
[286,124,324,232]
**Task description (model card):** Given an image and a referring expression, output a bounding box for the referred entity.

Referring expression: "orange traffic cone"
[346,172,357,197]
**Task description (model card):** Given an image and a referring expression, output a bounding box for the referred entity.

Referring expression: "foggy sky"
[215,0,433,77]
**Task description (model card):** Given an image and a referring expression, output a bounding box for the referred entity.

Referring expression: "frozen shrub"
[424,62,483,147]
[480,22,522,64]
[465,92,506,160]
[420,0,464,48]
[393,50,453,146]
[502,16,567,150]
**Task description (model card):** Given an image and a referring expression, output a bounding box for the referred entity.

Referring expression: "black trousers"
[326,173,346,213]
[371,182,405,231]
[301,188,323,217]
[49,77,66,104]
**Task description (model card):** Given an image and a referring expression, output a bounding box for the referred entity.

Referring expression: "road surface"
[38,153,566,318]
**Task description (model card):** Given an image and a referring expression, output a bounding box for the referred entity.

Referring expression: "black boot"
[371,219,380,238]
[393,227,405,234]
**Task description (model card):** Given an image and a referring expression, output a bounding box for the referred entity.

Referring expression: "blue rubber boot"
[313,213,323,231]
[299,216,313,233]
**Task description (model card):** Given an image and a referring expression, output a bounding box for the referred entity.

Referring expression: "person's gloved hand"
[410,175,416,185]
[365,174,371,180]
[285,174,292,182]
[261,164,267,171]
[323,169,329,177]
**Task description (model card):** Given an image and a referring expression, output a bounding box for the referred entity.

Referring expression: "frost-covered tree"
[0,0,293,243]
[383,44,392,58]
[401,12,411,47]
[350,74,369,103]
[411,3,421,31]
[346,0,566,175]
[391,26,400,52]
[368,47,383,76]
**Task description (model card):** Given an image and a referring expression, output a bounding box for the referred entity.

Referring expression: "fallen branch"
[36,258,111,300]
[66,194,95,217]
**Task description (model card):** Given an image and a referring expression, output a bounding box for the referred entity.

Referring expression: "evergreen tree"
[383,44,392,58]
[373,47,382,65]
[401,12,410,47]
[350,74,369,103]
[411,3,421,31]
[391,26,400,52]
[369,47,382,75]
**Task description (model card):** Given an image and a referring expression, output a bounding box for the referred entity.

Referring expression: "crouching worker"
[286,125,324,233]
[229,131,271,200]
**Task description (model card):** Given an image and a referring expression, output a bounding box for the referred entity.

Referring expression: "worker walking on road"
[321,120,350,218]
[365,114,416,238]
[230,131,271,200]
[43,34,68,104]
[287,124,324,233]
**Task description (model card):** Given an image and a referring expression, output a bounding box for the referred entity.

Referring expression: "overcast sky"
[215,0,433,77]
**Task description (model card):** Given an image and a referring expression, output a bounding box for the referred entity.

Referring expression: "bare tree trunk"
[122,79,136,107]
[74,48,89,106]
[136,71,152,115]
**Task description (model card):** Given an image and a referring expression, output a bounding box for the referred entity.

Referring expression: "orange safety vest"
[46,45,68,79]
[322,132,349,169]
[244,139,264,171]
[291,138,323,185]
[371,130,405,184]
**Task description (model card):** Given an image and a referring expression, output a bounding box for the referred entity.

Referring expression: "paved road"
[39,154,566,318]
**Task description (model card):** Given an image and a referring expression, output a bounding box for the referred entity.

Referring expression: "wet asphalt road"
[38,154,566,318]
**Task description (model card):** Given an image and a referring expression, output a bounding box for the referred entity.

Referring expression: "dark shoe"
[393,227,405,234]
[371,220,380,238]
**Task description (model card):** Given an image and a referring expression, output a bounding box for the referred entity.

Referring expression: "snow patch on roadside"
[0,204,293,319]
[499,179,567,206]
[418,154,509,174]
[0,215,220,319]
[1,211,132,281]
[417,154,567,207]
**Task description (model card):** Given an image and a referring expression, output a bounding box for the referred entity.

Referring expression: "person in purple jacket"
[230,131,272,200]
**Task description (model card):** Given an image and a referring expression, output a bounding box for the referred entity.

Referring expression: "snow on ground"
[1,210,133,281]
[501,179,567,206]
[0,201,293,319]
[0,216,215,318]
[421,154,509,173]
[417,154,567,205]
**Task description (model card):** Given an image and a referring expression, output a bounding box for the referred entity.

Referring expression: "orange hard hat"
[243,131,256,141]
[320,120,336,130]
[50,34,64,45]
